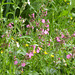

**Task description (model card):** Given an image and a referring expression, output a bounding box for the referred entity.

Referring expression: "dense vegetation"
[0,0,75,75]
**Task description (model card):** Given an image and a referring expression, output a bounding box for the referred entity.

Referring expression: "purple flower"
[1,35,4,38]
[56,37,61,42]
[14,61,18,65]
[20,34,22,37]
[29,52,33,58]
[32,26,34,29]
[21,63,26,67]
[66,54,72,59]
[32,13,35,18]
[61,34,65,38]
[20,16,21,19]
[26,24,30,28]
[26,52,33,59]
[33,45,36,51]
[47,25,49,27]
[36,49,40,53]
[72,33,75,37]
[41,19,45,23]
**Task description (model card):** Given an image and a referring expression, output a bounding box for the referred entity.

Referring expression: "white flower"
[28,0,30,5]
[16,42,20,48]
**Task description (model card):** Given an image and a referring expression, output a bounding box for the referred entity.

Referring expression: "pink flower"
[20,16,21,19]
[26,52,33,59]
[26,24,30,28]
[9,23,12,26]
[8,43,10,47]
[32,26,34,29]
[45,11,47,16]
[47,25,49,27]
[39,36,41,39]
[72,33,75,37]
[47,28,49,31]
[42,39,45,41]
[7,34,9,37]
[63,40,65,45]
[29,52,33,58]
[47,19,50,23]
[12,23,14,24]
[8,23,13,28]
[33,45,36,51]
[48,43,50,46]
[32,13,34,18]
[56,37,61,42]
[58,58,60,60]
[36,49,40,53]
[1,35,4,38]
[21,63,26,67]
[41,19,45,23]
[73,47,75,49]
[50,39,52,42]
[14,61,18,65]
[66,54,72,59]
[44,30,49,34]
[20,34,22,37]
[61,34,65,38]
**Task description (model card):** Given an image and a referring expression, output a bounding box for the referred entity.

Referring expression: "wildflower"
[41,19,45,23]
[50,39,52,42]
[7,34,9,37]
[32,13,35,18]
[70,17,72,20]
[66,54,72,59]
[51,54,54,57]
[48,43,50,46]
[36,49,39,53]
[67,3,69,5]
[26,24,30,28]
[25,44,29,47]
[47,28,49,31]
[21,63,26,67]
[1,35,4,38]
[39,47,42,50]
[64,0,66,2]
[29,52,33,58]
[26,52,33,58]
[33,50,36,53]
[1,50,3,54]
[72,33,75,37]
[28,0,30,5]
[44,51,48,54]
[20,34,22,37]
[14,60,18,65]
[21,68,23,73]
[44,30,49,34]
[8,43,10,47]
[8,23,13,28]
[58,58,60,60]
[61,34,65,38]
[16,42,20,48]
[20,16,21,19]
[11,38,14,40]
[33,45,36,50]
[47,19,50,23]
[47,25,49,27]
[32,26,34,29]
[12,23,14,24]
[56,37,61,42]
